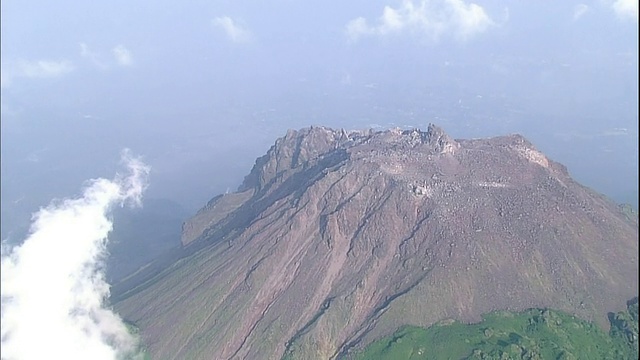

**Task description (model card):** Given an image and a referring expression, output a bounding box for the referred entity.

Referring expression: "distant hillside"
[115,125,638,360]
[107,198,188,283]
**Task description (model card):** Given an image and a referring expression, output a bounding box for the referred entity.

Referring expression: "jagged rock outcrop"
[116,125,638,360]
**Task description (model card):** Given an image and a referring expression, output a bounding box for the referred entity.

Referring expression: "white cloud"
[112,45,133,66]
[446,0,495,38]
[0,150,149,360]
[1,59,74,86]
[17,60,74,78]
[81,43,132,68]
[573,4,590,21]
[212,16,252,43]
[346,0,495,42]
[612,0,638,21]
[3,43,133,88]
[346,17,374,41]
[80,43,108,69]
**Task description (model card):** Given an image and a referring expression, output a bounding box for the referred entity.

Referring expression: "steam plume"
[1,150,150,360]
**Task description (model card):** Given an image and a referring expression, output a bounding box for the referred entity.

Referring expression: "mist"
[1,1,638,253]
[0,151,149,360]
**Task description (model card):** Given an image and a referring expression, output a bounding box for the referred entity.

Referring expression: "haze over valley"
[0,1,638,359]
[2,1,638,243]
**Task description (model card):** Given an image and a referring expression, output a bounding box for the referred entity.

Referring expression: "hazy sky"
[1,0,638,239]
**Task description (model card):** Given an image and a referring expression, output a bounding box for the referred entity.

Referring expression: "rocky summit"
[116,124,638,360]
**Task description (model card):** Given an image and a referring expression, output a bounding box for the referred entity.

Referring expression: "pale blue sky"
[1,0,638,239]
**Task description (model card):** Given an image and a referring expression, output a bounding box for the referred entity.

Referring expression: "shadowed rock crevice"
[333,272,430,359]
[284,297,335,357]
[186,148,349,248]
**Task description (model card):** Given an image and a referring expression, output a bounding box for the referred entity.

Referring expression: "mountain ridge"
[116,124,638,360]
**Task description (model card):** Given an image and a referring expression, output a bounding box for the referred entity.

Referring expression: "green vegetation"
[620,204,639,225]
[609,298,639,358]
[355,300,638,360]
[122,321,152,360]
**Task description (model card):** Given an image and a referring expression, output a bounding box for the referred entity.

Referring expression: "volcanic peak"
[183,124,569,248]
[127,124,638,360]
[238,124,460,191]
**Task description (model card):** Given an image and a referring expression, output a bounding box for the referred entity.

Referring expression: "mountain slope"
[115,125,638,360]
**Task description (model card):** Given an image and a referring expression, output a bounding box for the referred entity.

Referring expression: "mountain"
[115,125,638,360]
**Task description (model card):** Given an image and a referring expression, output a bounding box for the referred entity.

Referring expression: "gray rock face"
[116,125,638,360]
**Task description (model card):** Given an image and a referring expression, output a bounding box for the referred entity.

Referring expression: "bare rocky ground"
[115,125,638,360]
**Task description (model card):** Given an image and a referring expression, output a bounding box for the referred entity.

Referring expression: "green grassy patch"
[122,320,152,360]
[354,299,638,360]
[620,204,639,225]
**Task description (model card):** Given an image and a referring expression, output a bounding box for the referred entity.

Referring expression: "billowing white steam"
[1,150,150,360]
